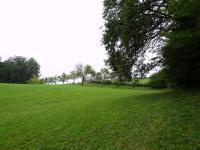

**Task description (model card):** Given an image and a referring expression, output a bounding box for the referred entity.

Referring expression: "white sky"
[0,0,106,77]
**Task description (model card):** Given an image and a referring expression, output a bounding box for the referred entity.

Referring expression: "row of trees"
[0,56,40,83]
[0,56,120,85]
[44,64,113,85]
[103,0,200,88]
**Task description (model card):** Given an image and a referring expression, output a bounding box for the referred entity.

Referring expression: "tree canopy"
[162,0,200,87]
[103,0,200,88]
[0,56,40,83]
[103,0,169,83]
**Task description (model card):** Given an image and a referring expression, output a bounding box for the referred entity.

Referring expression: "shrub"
[150,70,167,89]
[102,80,113,85]
[135,78,151,87]
[27,77,44,84]
[90,80,114,85]
[90,79,151,87]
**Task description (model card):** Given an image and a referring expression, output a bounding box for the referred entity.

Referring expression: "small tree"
[44,77,49,84]
[74,63,96,85]
[90,70,96,81]
[69,70,77,84]
[95,72,102,81]
[58,72,67,84]
[101,68,110,80]
[75,63,85,86]
[53,76,58,84]
[84,65,96,81]
[65,74,71,84]
[48,77,54,85]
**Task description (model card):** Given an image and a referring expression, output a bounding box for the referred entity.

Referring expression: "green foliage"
[90,78,150,87]
[0,56,40,83]
[58,73,67,84]
[103,0,200,88]
[69,70,77,84]
[162,0,200,88]
[100,68,110,80]
[84,65,96,76]
[95,72,103,81]
[90,80,115,85]
[103,0,168,82]
[73,64,96,85]
[27,77,44,84]
[43,76,58,85]
[150,70,167,89]
[0,84,199,149]
[136,78,151,87]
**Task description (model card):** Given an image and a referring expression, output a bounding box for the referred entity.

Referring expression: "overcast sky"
[0,0,106,77]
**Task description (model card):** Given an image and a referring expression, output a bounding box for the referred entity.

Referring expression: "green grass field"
[0,84,199,150]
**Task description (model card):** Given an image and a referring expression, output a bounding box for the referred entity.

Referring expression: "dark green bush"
[90,80,151,87]
[136,83,151,87]
[102,80,113,85]
[149,70,167,89]
[89,80,113,85]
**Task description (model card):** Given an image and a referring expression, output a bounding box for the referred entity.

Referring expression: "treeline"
[0,56,158,88]
[43,64,118,85]
[0,56,40,83]
[103,0,200,88]
[0,56,149,87]
[42,63,151,87]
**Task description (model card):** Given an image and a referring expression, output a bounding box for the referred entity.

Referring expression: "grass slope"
[0,84,199,150]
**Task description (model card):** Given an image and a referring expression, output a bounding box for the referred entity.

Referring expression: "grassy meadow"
[0,83,199,149]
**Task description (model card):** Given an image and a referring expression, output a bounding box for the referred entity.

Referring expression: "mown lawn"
[0,84,199,150]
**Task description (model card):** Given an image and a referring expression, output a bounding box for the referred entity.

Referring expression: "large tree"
[103,0,169,84]
[0,56,40,83]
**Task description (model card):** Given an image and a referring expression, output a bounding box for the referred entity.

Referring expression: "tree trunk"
[131,79,135,88]
[81,75,84,86]
[116,74,121,87]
